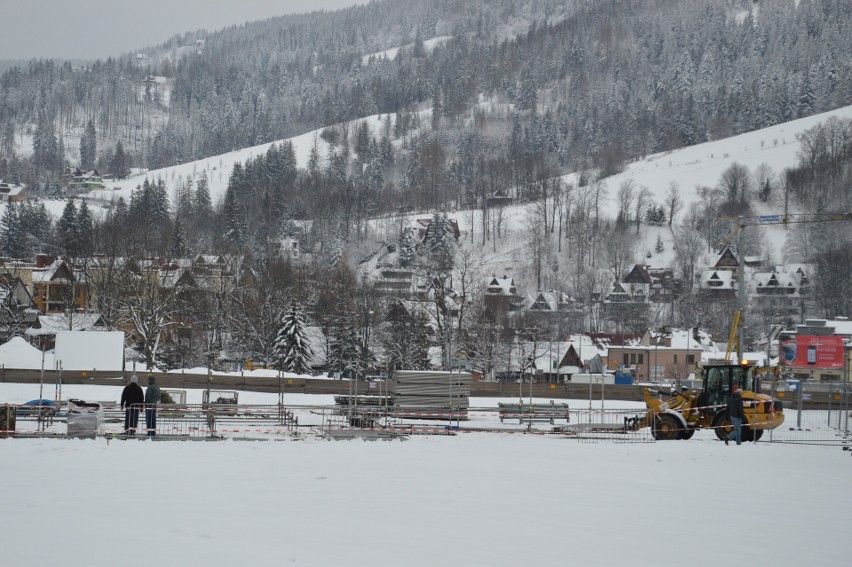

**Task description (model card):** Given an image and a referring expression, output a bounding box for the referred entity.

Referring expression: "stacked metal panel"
[392,371,472,420]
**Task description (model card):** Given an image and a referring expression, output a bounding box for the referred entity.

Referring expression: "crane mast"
[715,212,852,362]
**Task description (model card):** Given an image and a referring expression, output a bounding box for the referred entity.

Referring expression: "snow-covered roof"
[699,269,735,290]
[485,275,516,296]
[25,313,107,336]
[526,289,571,311]
[564,334,608,361]
[0,181,25,197]
[31,260,82,284]
[753,271,799,292]
[665,329,704,350]
[0,336,54,369]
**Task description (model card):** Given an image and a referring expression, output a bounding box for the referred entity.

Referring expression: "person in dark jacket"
[144,374,161,438]
[120,374,144,435]
[725,384,745,445]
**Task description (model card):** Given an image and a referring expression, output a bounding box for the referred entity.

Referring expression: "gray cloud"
[0,0,367,60]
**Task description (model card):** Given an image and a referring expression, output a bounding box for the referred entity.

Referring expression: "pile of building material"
[0,404,15,437]
[66,401,103,438]
[392,371,471,420]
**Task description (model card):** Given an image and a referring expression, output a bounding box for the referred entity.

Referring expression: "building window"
[638,354,644,364]
[623,353,629,365]
[687,355,695,365]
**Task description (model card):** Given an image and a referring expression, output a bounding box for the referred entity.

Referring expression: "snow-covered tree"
[80,120,97,170]
[110,141,130,180]
[1,202,23,258]
[328,320,362,378]
[57,199,78,256]
[399,229,416,267]
[273,304,314,375]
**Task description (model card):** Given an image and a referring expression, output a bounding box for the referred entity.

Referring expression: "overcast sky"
[0,0,367,60]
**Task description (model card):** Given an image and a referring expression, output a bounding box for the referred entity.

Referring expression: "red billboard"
[781,335,845,369]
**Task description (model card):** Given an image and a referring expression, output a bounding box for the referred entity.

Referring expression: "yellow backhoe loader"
[625,360,785,440]
[625,311,784,440]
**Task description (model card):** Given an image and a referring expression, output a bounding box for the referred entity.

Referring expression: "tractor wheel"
[712,412,731,441]
[653,414,681,441]
[678,426,696,440]
[753,429,764,442]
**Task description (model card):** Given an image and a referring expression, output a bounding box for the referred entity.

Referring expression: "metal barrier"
[765,382,851,445]
[4,398,849,445]
[559,409,656,443]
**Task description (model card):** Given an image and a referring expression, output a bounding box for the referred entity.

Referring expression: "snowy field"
[2,383,850,566]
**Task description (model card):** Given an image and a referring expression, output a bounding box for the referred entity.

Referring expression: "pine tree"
[1,202,23,258]
[32,111,60,173]
[222,185,243,249]
[431,83,442,131]
[76,199,94,256]
[403,149,426,194]
[111,141,130,179]
[516,69,537,113]
[328,320,361,378]
[171,219,187,258]
[424,212,455,272]
[80,120,97,170]
[58,199,78,256]
[655,233,664,254]
[273,304,314,374]
[399,229,416,267]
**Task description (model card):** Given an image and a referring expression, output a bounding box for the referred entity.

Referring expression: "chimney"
[35,254,55,268]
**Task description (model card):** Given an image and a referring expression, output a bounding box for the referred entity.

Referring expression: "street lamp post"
[362,310,373,380]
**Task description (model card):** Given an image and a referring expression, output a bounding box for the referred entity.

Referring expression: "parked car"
[17,399,59,417]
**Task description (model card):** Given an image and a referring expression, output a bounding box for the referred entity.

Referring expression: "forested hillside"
[0,0,851,372]
[2,0,850,188]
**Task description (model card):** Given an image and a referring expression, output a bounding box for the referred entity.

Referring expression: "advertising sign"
[784,335,845,370]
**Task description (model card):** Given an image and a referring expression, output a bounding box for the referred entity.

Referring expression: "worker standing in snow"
[120,374,144,435]
[144,374,161,438]
[725,384,744,446]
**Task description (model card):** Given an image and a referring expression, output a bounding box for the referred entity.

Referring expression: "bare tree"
[719,162,752,204]
[616,179,636,229]
[673,224,704,292]
[453,246,485,334]
[602,229,636,283]
[664,181,683,226]
[114,258,191,370]
[525,208,545,289]
[754,163,775,203]
[634,186,652,234]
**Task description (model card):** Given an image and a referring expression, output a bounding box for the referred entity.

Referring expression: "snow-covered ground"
[2,382,849,567]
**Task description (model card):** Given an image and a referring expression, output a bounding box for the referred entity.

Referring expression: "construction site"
[1,365,849,446]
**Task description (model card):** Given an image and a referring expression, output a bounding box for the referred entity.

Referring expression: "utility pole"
[737,215,745,364]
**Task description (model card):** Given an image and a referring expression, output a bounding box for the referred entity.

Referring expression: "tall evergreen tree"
[1,202,23,258]
[76,199,94,257]
[273,304,314,374]
[80,120,97,170]
[57,199,78,256]
[110,141,130,179]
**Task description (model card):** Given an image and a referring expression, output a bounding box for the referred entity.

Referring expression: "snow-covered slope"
[361,35,452,65]
[72,101,852,292]
[87,111,425,208]
[435,104,852,286]
[593,105,852,217]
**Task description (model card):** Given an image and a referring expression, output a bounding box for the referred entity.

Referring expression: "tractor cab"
[700,362,755,410]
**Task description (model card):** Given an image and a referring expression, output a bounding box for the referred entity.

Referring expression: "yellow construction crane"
[716,212,852,249]
[714,211,852,362]
[724,309,742,363]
